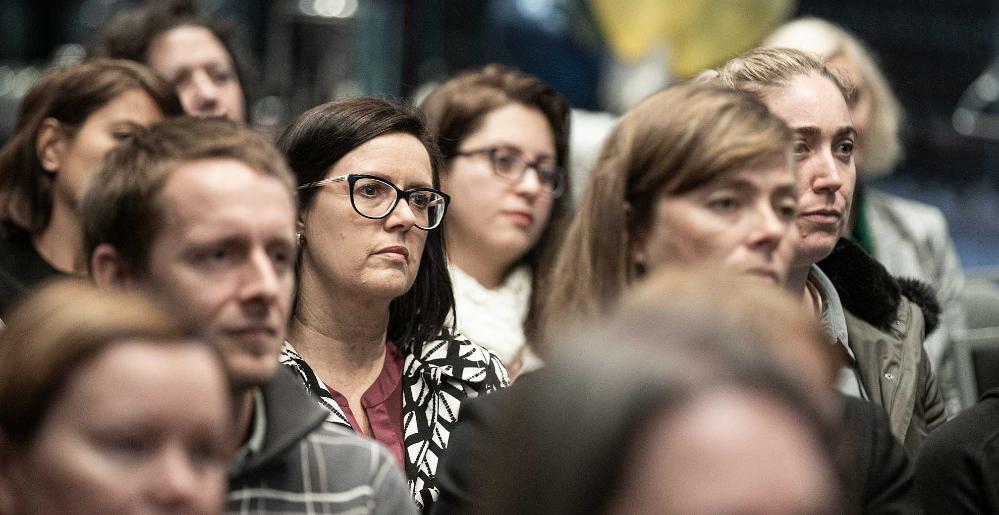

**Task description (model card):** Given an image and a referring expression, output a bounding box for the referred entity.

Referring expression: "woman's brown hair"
[0,279,211,445]
[538,83,793,345]
[0,59,181,234]
[420,64,571,340]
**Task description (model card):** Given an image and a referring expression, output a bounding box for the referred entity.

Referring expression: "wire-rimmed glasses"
[453,146,565,198]
[297,174,450,230]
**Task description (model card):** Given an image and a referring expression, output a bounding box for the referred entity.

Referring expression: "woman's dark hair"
[0,59,182,233]
[420,64,572,341]
[278,96,453,348]
[89,0,256,115]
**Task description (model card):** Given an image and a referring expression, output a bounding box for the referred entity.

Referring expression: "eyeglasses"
[297,174,450,230]
[454,146,565,198]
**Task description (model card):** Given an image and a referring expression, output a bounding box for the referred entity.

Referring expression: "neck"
[32,202,83,273]
[289,269,391,393]
[786,262,812,298]
[232,388,256,451]
[447,233,513,290]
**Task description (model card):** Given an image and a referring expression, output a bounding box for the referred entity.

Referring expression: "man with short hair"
[83,116,415,514]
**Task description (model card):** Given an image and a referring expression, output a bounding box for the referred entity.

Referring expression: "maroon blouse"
[324,340,405,467]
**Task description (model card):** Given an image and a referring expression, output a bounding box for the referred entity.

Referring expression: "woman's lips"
[798,208,842,225]
[375,245,409,261]
[504,211,534,227]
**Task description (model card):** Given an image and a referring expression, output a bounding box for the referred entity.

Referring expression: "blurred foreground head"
[481,267,844,514]
[0,279,231,514]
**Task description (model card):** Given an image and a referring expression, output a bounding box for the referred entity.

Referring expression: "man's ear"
[35,118,67,174]
[90,244,133,289]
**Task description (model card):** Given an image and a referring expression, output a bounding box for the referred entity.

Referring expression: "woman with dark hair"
[420,65,571,374]
[91,0,251,122]
[277,96,509,511]
[0,279,232,514]
[0,59,181,316]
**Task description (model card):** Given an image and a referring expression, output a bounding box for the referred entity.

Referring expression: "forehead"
[57,340,225,421]
[158,158,295,239]
[708,159,796,190]
[761,73,852,131]
[147,25,234,76]
[85,88,163,127]
[331,132,433,186]
[464,103,555,155]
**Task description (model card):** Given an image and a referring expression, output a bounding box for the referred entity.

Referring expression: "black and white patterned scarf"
[280,330,509,511]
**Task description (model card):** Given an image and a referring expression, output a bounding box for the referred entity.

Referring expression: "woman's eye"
[111,130,134,142]
[777,202,797,220]
[357,183,386,197]
[835,140,855,156]
[210,70,233,84]
[492,151,520,171]
[792,140,809,155]
[708,197,740,212]
[409,192,432,209]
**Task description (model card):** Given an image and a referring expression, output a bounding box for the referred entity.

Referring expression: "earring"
[297,232,304,246]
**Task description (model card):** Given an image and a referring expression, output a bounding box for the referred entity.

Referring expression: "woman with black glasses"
[277,96,509,512]
[420,65,572,376]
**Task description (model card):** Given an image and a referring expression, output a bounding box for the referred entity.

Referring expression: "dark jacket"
[433,381,918,514]
[818,238,948,454]
[0,223,63,318]
[227,367,416,514]
[915,387,999,514]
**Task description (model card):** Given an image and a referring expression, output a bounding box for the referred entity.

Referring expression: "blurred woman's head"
[0,59,181,235]
[420,65,571,330]
[278,96,452,346]
[542,83,795,334]
[0,280,231,514]
[703,47,857,270]
[481,281,841,514]
[765,17,903,175]
[91,0,249,122]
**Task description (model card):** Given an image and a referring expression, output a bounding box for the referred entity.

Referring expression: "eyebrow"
[792,126,858,140]
[355,171,433,190]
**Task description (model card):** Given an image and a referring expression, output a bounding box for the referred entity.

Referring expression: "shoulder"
[867,190,948,229]
[915,394,999,512]
[819,238,940,335]
[921,394,999,460]
[405,330,511,390]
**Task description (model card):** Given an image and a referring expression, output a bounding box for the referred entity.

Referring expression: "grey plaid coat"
[227,367,417,514]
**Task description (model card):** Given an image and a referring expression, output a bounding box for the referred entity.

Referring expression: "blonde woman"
[704,47,947,453]
[765,17,966,414]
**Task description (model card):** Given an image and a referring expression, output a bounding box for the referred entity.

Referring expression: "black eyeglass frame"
[453,146,566,198]
[297,173,451,230]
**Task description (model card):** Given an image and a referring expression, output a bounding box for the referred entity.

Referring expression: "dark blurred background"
[0,0,996,268]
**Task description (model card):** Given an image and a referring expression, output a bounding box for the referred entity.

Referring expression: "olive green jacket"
[817,239,948,455]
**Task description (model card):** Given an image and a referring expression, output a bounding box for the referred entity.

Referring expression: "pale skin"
[635,159,798,286]
[759,73,857,308]
[289,133,432,437]
[443,103,556,289]
[91,159,297,453]
[33,89,163,273]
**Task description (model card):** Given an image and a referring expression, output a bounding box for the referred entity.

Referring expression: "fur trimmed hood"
[817,238,941,335]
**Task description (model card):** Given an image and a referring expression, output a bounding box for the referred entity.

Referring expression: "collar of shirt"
[229,388,267,473]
